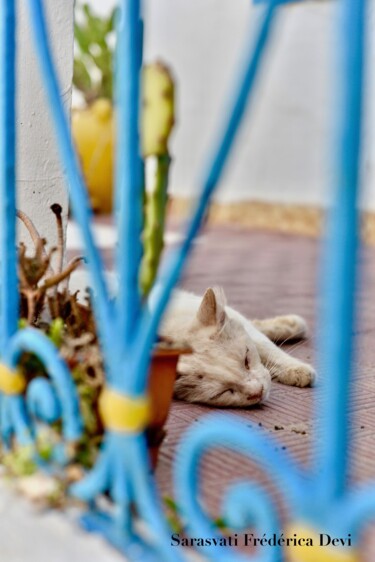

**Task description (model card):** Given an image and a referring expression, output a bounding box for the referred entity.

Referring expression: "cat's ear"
[197,287,227,328]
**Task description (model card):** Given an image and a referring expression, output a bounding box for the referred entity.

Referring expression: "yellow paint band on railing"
[285,525,359,562]
[98,387,151,433]
[0,364,26,395]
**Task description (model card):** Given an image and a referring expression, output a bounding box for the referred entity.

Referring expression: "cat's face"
[174,287,271,407]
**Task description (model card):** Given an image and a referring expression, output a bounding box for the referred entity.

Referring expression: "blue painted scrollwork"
[175,416,307,562]
[7,328,82,442]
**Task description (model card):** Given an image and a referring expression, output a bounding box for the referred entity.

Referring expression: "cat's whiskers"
[279,338,310,357]
[264,357,281,378]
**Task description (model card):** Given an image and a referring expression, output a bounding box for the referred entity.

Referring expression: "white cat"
[160,287,316,407]
[70,271,315,408]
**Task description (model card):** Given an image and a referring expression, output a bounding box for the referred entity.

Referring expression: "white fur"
[160,287,316,407]
[70,271,315,408]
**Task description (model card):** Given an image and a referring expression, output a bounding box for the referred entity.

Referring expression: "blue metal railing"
[0,0,373,560]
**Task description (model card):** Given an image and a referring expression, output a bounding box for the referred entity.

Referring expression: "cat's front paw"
[283,315,309,340]
[277,363,316,387]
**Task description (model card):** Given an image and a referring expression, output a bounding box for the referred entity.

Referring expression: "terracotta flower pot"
[147,341,192,468]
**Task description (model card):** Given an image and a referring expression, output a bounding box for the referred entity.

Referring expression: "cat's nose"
[246,385,263,403]
[246,382,267,403]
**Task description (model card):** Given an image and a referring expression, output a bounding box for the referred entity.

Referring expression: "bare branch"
[50,204,64,276]
[17,209,55,277]
[42,256,85,291]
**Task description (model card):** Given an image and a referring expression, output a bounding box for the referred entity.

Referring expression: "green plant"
[73,5,175,291]
[2,446,37,477]
[140,63,175,297]
[74,3,116,104]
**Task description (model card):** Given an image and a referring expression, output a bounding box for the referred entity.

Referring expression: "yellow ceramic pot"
[72,98,114,213]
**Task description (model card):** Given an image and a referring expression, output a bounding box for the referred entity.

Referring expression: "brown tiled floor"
[69,221,375,557]
[152,225,375,554]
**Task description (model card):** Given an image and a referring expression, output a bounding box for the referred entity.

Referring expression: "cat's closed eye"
[244,350,250,370]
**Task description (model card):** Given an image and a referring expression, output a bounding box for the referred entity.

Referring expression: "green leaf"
[74,23,91,55]
[214,517,228,531]
[106,7,118,33]
[164,496,180,514]
[48,318,64,348]
[73,57,93,95]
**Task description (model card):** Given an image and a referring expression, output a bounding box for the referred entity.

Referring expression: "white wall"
[17,0,74,254]
[86,0,375,210]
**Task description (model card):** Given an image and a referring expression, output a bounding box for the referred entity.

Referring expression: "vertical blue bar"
[115,0,143,348]
[0,0,18,351]
[316,0,366,504]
